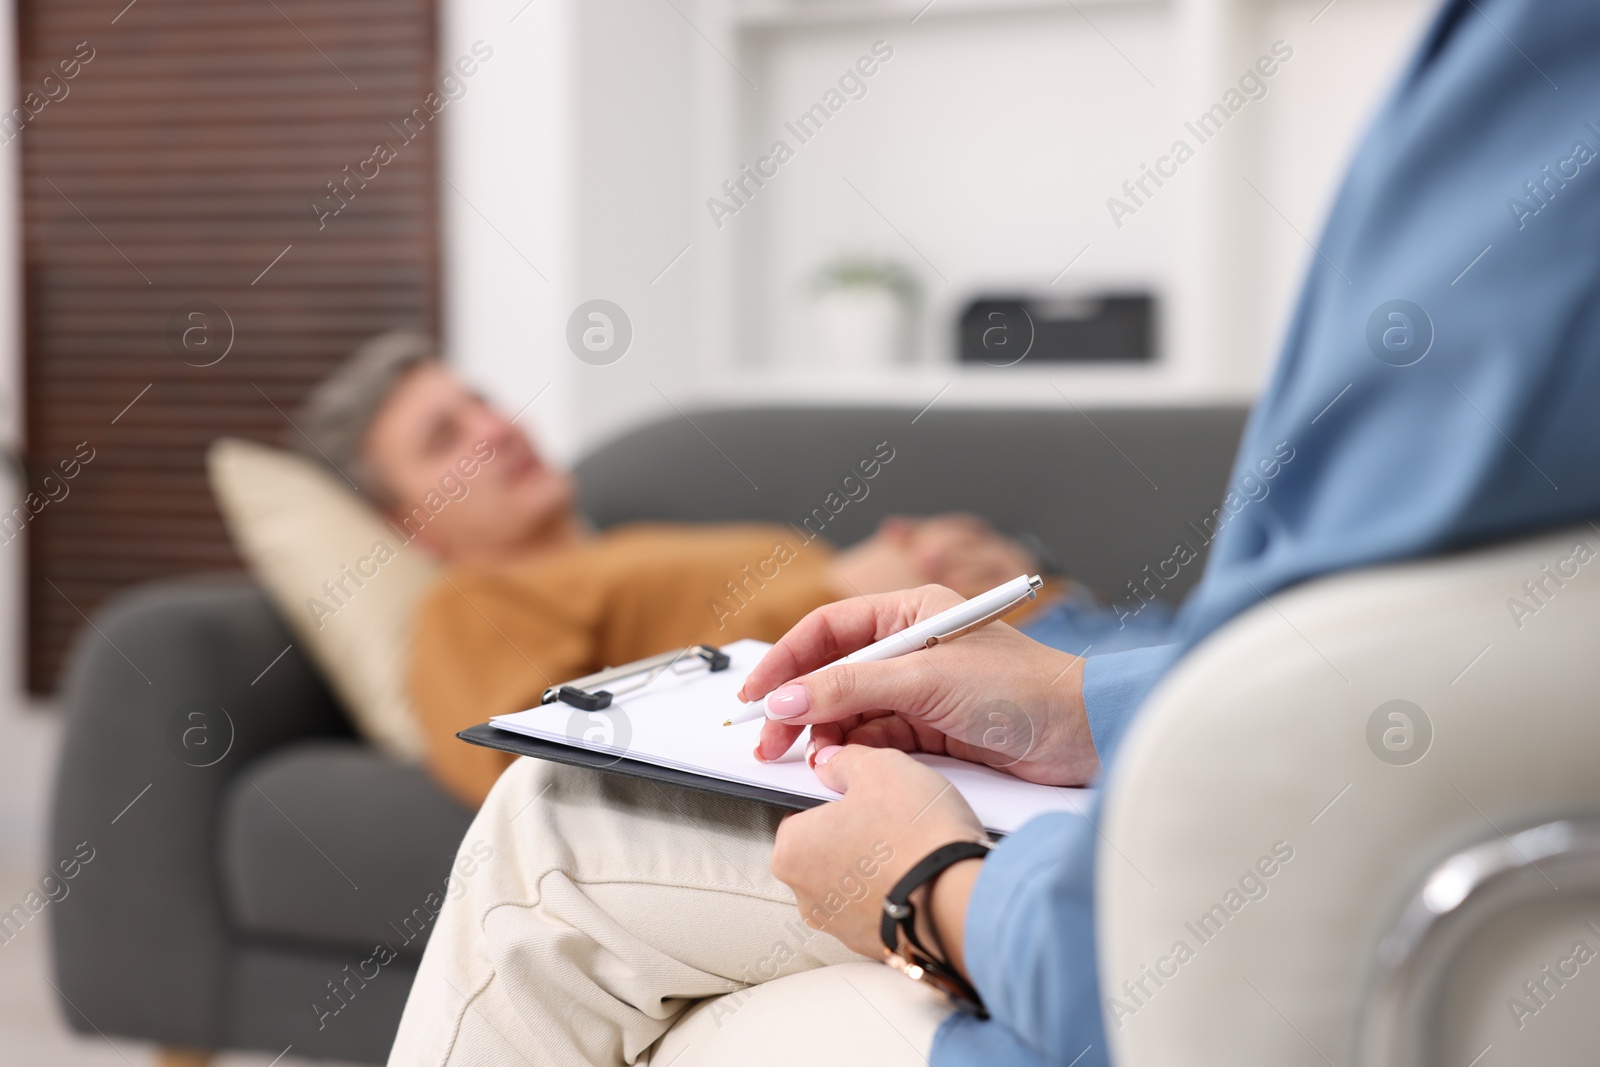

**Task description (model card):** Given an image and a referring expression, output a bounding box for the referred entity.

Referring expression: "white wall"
[440,0,706,468]
[443,0,1436,461]
[0,0,42,858]
[439,0,582,465]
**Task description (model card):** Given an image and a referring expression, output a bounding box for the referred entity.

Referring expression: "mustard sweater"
[408,522,840,807]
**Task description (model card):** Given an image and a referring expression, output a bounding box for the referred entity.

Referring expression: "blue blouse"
[935,1,1600,1063]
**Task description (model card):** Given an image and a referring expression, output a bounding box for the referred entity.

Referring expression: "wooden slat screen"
[20,0,439,691]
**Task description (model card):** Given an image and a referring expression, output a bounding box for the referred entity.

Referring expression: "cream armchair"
[1100,525,1600,1066]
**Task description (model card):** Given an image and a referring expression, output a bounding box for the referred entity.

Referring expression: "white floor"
[0,697,364,1067]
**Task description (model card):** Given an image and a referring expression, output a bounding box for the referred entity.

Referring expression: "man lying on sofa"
[290,333,1169,807]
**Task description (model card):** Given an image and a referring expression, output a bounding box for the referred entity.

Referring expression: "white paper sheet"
[490,638,1092,835]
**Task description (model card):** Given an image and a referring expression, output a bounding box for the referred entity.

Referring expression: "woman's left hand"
[770,744,986,960]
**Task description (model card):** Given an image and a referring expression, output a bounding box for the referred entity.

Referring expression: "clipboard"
[459,641,821,813]
[458,638,1092,835]
[456,721,824,814]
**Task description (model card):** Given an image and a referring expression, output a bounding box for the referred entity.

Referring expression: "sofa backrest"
[574,404,1250,604]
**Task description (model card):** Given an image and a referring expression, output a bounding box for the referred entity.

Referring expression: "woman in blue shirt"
[744,1,1600,1064]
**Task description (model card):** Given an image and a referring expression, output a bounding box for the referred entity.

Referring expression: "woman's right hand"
[737,585,1100,787]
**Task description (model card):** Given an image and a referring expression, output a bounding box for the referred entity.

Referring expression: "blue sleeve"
[1016,591,1174,658]
[1081,644,1181,766]
[933,809,1106,1067]
[931,642,1177,1067]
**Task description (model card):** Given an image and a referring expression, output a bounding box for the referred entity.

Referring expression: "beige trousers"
[387,757,953,1067]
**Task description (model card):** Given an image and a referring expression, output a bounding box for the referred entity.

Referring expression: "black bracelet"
[880,839,993,1017]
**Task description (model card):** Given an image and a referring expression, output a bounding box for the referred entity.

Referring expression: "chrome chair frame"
[1359,817,1600,1066]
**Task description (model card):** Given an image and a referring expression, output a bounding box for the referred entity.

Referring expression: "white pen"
[723,573,1045,726]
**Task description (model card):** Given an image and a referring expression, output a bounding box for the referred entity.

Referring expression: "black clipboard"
[456,721,825,814]
[454,635,1065,831]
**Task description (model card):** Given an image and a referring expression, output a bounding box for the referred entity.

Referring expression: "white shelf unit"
[686,0,1428,399]
[441,0,1434,460]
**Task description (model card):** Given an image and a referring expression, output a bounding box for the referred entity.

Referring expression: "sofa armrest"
[49,577,353,1050]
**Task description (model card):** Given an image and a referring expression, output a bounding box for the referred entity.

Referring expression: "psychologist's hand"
[770,745,985,963]
[738,584,1099,786]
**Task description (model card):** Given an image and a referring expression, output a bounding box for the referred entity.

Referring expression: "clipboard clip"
[922,574,1043,648]
[542,644,732,712]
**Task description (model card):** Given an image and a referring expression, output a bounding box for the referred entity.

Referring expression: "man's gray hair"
[289,330,439,501]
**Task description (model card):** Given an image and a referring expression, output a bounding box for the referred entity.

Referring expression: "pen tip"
[722,719,733,727]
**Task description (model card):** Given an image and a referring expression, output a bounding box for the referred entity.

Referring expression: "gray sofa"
[49,403,1249,1063]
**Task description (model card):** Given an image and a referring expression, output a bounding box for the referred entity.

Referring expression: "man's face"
[363,362,575,562]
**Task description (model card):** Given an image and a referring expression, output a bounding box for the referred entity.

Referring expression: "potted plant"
[805,255,921,368]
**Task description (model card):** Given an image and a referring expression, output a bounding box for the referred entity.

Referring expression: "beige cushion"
[207,437,438,761]
[1099,526,1600,1066]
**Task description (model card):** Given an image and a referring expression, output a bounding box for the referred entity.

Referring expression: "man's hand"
[770,746,985,963]
[738,585,1099,786]
[904,513,1038,597]
[824,514,1040,600]
[824,517,931,598]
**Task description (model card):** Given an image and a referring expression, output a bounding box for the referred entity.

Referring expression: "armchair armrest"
[49,577,352,1050]
[1097,526,1600,1067]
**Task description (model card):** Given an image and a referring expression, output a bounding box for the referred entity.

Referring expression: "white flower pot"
[807,286,912,368]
